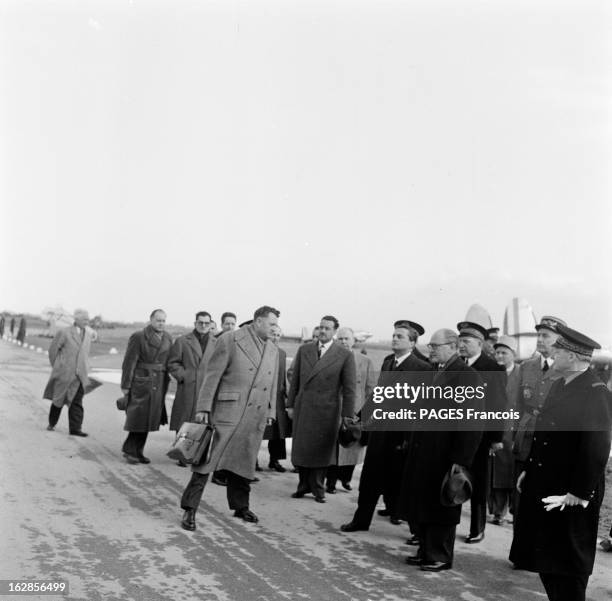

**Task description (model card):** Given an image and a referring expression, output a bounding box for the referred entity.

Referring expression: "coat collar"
[185,331,203,359]
[304,340,343,383]
[235,325,264,368]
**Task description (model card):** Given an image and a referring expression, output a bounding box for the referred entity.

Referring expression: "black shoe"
[291,491,305,499]
[405,554,423,566]
[234,508,258,523]
[314,496,326,503]
[46,425,55,431]
[268,461,286,473]
[177,460,187,467]
[492,517,503,525]
[326,486,336,494]
[406,535,421,546]
[137,455,151,464]
[123,452,139,464]
[465,532,485,544]
[212,474,228,486]
[181,510,196,531]
[390,517,402,525]
[340,521,369,532]
[420,561,452,572]
[341,481,352,491]
[69,431,88,437]
[377,509,391,517]
[249,477,260,483]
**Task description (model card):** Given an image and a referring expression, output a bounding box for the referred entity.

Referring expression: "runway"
[0,341,609,601]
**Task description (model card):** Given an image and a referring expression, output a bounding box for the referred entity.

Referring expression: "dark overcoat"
[167,331,216,431]
[359,353,432,499]
[509,370,612,575]
[490,363,521,489]
[401,355,484,525]
[43,325,92,407]
[121,325,173,432]
[288,341,356,468]
[513,355,560,461]
[264,348,291,441]
[192,326,278,479]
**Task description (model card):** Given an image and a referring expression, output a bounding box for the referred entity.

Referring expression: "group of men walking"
[40,306,611,601]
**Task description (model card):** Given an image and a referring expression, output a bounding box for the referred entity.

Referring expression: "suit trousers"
[296,467,326,499]
[469,441,489,536]
[418,522,456,564]
[48,385,84,433]
[181,471,251,512]
[122,432,148,458]
[326,465,355,488]
[268,439,287,462]
[539,573,588,601]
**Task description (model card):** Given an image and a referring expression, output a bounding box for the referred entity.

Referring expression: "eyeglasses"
[427,342,452,349]
[196,321,211,326]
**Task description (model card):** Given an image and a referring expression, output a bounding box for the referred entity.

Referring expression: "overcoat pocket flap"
[217,391,240,401]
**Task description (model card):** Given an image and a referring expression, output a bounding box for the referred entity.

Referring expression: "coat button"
[533,436,537,441]
[529,458,533,462]
[543,442,548,446]
[263,387,268,391]
[537,462,542,467]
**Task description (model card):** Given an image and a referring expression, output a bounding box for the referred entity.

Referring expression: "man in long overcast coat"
[287,315,356,503]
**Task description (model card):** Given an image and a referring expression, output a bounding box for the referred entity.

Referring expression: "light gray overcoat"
[192,326,278,479]
[43,325,91,407]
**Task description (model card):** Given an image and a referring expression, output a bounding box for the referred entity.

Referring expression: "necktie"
[318,345,322,359]
[542,361,549,373]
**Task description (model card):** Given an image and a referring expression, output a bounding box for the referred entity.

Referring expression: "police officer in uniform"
[510,325,612,601]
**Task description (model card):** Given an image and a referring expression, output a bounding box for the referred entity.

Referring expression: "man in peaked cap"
[457,321,507,543]
[510,325,612,601]
[512,315,567,549]
[483,327,500,358]
[340,320,432,533]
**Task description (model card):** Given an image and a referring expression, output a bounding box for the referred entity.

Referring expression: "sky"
[1,0,610,344]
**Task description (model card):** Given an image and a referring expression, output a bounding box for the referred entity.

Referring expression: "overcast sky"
[1,0,610,344]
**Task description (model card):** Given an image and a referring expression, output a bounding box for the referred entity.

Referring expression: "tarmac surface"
[1,340,610,601]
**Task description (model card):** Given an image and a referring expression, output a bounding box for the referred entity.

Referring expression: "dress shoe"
[176,459,187,467]
[123,452,139,464]
[314,496,326,503]
[69,431,88,437]
[404,554,423,566]
[268,461,286,473]
[46,425,55,431]
[405,535,421,546]
[465,531,485,544]
[234,508,259,523]
[377,509,391,517]
[137,455,151,464]
[291,491,305,499]
[326,486,337,494]
[420,561,452,572]
[390,517,402,525]
[341,481,352,491]
[212,474,228,486]
[181,510,196,531]
[492,517,503,526]
[340,521,369,533]
[249,477,260,483]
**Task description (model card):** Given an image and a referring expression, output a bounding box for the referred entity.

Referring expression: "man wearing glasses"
[167,312,217,465]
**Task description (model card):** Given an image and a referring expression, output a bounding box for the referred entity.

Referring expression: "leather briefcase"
[167,422,216,466]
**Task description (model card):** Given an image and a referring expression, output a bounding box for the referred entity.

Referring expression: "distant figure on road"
[0,314,4,338]
[288,315,356,503]
[120,309,173,464]
[10,316,15,336]
[16,316,26,344]
[43,309,92,437]
[179,306,279,529]
[167,311,216,465]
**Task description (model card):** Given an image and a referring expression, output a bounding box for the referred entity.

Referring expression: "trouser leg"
[307,468,326,499]
[68,385,85,433]
[420,522,456,564]
[469,443,488,535]
[490,489,509,519]
[539,573,587,601]
[226,472,251,511]
[296,468,311,495]
[48,404,62,427]
[339,465,355,484]
[268,439,286,462]
[180,472,210,511]
[122,432,148,456]
[326,465,339,489]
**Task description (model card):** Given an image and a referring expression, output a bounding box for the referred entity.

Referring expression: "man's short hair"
[254,306,280,320]
[150,309,165,319]
[74,308,89,319]
[321,315,340,330]
[394,321,419,342]
[195,311,211,321]
[221,311,236,324]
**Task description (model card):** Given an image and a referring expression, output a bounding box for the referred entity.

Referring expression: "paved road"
[1,341,610,601]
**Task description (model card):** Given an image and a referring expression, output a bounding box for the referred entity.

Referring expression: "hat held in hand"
[440,464,473,506]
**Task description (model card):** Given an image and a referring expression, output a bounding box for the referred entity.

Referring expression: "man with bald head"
[326,327,376,493]
[43,309,93,436]
[120,309,173,463]
[401,328,483,571]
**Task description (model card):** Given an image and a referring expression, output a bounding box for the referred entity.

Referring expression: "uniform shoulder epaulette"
[592,381,608,388]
